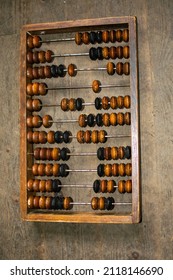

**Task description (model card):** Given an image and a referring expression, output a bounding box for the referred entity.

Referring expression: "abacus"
[20,17,140,223]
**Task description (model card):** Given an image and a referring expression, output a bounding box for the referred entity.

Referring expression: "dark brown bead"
[26,115,33,128]
[33,35,41,48]
[109,113,117,126]
[124,112,131,125]
[111,147,118,160]
[68,98,76,111]
[116,46,123,59]
[123,46,129,59]
[47,131,55,144]
[38,66,45,79]
[68,64,77,77]
[39,196,46,209]
[102,113,110,126]
[45,180,52,192]
[39,131,47,144]
[92,80,101,93]
[32,99,42,111]
[125,180,132,193]
[40,148,47,160]
[102,96,110,110]
[33,179,40,192]
[45,164,53,176]
[107,180,115,193]
[27,67,33,79]
[75,32,82,45]
[27,195,34,209]
[46,148,53,160]
[42,115,53,128]
[109,30,116,43]
[39,83,47,95]
[98,130,107,143]
[124,95,130,109]
[26,83,33,96]
[38,51,46,63]
[122,29,129,42]
[45,50,54,63]
[109,46,117,59]
[123,62,130,75]
[117,112,124,125]
[26,99,33,111]
[61,98,69,111]
[27,36,34,49]
[44,65,51,78]
[102,47,109,59]
[125,163,132,176]
[32,51,39,63]
[33,196,39,208]
[102,30,109,43]
[27,51,33,64]
[82,32,89,44]
[118,146,125,159]
[32,131,39,144]
[116,30,122,42]
[32,67,39,79]
[110,96,117,109]
[104,147,111,160]
[91,197,99,210]
[117,96,124,108]
[78,114,87,127]
[118,180,126,193]
[112,163,119,176]
[84,130,91,143]
[27,179,34,191]
[100,180,107,193]
[32,115,42,128]
[34,147,41,160]
[38,164,46,176]
[107,62,115,75]
[116,62,123,75]
[77,130,85,143]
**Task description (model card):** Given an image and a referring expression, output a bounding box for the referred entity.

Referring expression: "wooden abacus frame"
[20,16,140,223]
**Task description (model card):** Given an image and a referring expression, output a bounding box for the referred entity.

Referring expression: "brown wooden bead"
[98,197,106,210]
[27,179,34,191]
[26,115,33,128]
[45,164,53,176]
[116,62,123,75]
[45,180,52,192]
[82,32,89,44]
[44,65,51,78]
[92,80,101,93]
[38,131,47,144]
[116,30,122,42]
[32,67,39,79]
[104,164,112,177]
[27,195,34,209]
[123,62,130,75]
[118,163,125,176]
[32,115,42,128]
[118,146,125,159]
[52,148,60,161]
[68,98,76,111]
[125,180,132,193]
[42,115,53,128]
[38,51,46,63]
[27,36,34,49]
[109,30,116,43]
[100,180,107,193]
[91,197,99,210]
[47,131,55,144]
[107,180,115,193]
[38,164,46,176]
[116,46,123,59]
[31,131,39,143]
[38,66,45,79]
[63,197,73,210]
[123,46,129,59]
[110,96,117,109]
[111,147,118,160]
[27,67,33,79]
[45,50,54,63]
[102,30,109,43]
[39,148,47,160]
[124,95,130,109]
[98,130,107,143]
[45,197,51,209]
[107,62,115,75]
[61,98,69,111]
[118,180,126,193]
[32,163,38,176]
[91,130,98,143]
[26,99,33,111]
[32,82,39,94]
[78,114,87,127]
[46,148,53,160]
[84,130,91,143]
[39,180,46,192]
[104,147,111,160]
[117,96,124,108]
[39,196,46,209]
[77,130,85,143]
[39,83,47,95]
[102,96,110,110]
[109,46,117,59]
[33,35,41,48]
[122,29,129,42]
[109,113,117,126]
[33,147,41,160]
[124,112,131,125]
[102,113,110,126]
[68,64,77,77]
[112,163,119,176]
[33,196,39,208]
[125,163,132,176]
[117,112,124,125]
[32,99,42,111]
[32,51,39,63]
[52,163,59,176]
[75,32,82,45]
[27,83,33,96]
[102,47,109,59]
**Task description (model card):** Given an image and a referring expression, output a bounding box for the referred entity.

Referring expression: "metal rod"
[67,169,97,172]
[52,53,88,58]
[41,38,75,43]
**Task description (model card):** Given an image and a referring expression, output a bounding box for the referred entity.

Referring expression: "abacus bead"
[52,148,60,161]
[60,147,70,161]
[75,32,82,45]
[39,196,46,209]
[30,131,38,143]
[106,197,115,210]
[125,163,132,176]
[102,47,109,59]
[32,99,42,111]
[39,181,46,192]
[116,46,123,59]
[95,97,102,110]
[91,197,99,210]
[33,51,39,63]
[45,50,54,63]
[78,114,87,127]
[102,30,109,43]
[33,196,39,208]
[112,163,119,176]
[87,114,95,127]
[32,163,38,176]
[117,112,124,125]
[102,113,110,126]
[39,131,47,144]
[97,164,105,177]
[118,146,125,159]
[124,95,130,109]
[68,64,76,77]
[122,29,129,42]
[39,83,47,95]
[55,131,63,143]
[109,46,117,59]
[123,46,129,59]
[124,146,131,159]
[98,130,107,143]
[61,98,69,111]
[96,113,103,126]
[32,82,39,94]
[104,164,112,177]
[118,180,126,193]
[32,67,39,79]
[109,30,116,43]
[39,147,46,160]
[97,47,103,60]
[57,197,64,210]
[98,197,106,210]
[100,180,107,193]
[63,131,71,143]
[111,147,118,160]
[34,147,41,160]
[89,47,98,60]
[59,164,69,177]
[68,98,76,111]
[77,130,85,143]
[45,180,53,192]
[97,147,104,160]
[33,179,40,192]
[110,113,117,126]
[44,65,51,78]
[102,96,110,110]
[32,115,42,128]
[116,30,122,42]
[107,180,116,193]
[96,31,102,43]
[117,96,124,108]
[47,131,55,144]
[110,96,117,109]
[89,31,97,44]
[46,148,53,160]
[116,62,123,75]
[27,83,33,95]
[76,98,83,111]
[118,163,125,176]
[107,62,115,75]
[27,36,34,49]
[123,62,130,75]
[27,179,34,191]
[52,179,61,192]
[125,180,132,193]
[91,130,98,144]
[63,197,73,210]
[33,35,41,48]
[51,197,57,209]
[26,99,33,111]
[28,195,34,209]
[104,147,111,160]
[27,67,33,79]
[45,164,53,176]
[124,112,131,125]
[57,64,66,77]
[50,65,58,77]
[45,197,52,209]
[82,32,89,44]
[26,116,33,128]
[38,51,46,63]
[84,130,91,143]
[42,115,53,128]
[93,180,100,193]
[38,163,46,176]
[92,80,101,93]
[38,66,45,79]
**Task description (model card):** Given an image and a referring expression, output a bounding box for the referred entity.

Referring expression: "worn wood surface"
[0,0,173,260]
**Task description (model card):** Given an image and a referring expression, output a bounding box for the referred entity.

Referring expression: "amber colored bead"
[27,195,34,209]
[110,96,117,109]
[107,180,115,193]
[33,99,42,111]
[123,46,129,59]
[77,130,85,143]
[125,163,132,176]
[27,179,34,191]
[98,130,107,143]
[39,131,47,144]
[118,146,125,159]
[33,51,39,63]
[112,163,119,176]
[124,95,130,109]
[91,197,99,210]
[104,147,111,160]
[42,115,53,128]
[52,164,59,176]
[45,50,53,63]
[33,35,41,48]
[75,32,82,45]
[27,67,33,79]
[109,30,116,42]
[68,98,76,111]
[39,83,47,95]
[100,180,107,193]
[46,148,53,160]
[44,66,51,78]
[117,96,124,108]
[68,64,77,77]
[102,96,110,110]
[32,82,39,95]
[27,83,33,96]
[116,62,123,75]
[32,163,38,176]
[52,148,60,161]
[109,113,117,126]
[47,131,55,144]
[26,99,33,111]
[124,112,131,125]
[117,112,124,125]
[38,51,46,63]
[116,30,122,42]
[102,47,109,59]
[63,197,73,210]
[60,98,69,111]
[45,180,52,192]
[102,113,110,127]
[91,130,98,144]
[39,180,46,192]
[45,197,51,209]
[31,131,39,143]
[38,164,46,176]
[78,114,87,127]
[107,62,115,75]
[39,148,47,160]
[33,147,41,160]
[45,164,53,176]
[123,62,130,75]
[98,197,106,210]
[109,46,117,59]
[38,66,45,79]
[104,164,112,177]
[116,46,123,59]
[118,180,126,193]
[27,36,34,49]
[39,196,46,209]
[102,30,109,43]
[26,115,33,128]
[82,32,89,44]
[32,67,39,79]
[122,29,129,42]
[111,147,118,160]
[92,80,101,93]
[125,180,132,193]
[32,115,42,128]
[118,163,125,176]
[84,130,91,143]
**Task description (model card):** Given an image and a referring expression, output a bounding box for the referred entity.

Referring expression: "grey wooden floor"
[0,0,173,260]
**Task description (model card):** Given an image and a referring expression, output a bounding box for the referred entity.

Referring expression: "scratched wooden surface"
[0,0,173,260]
